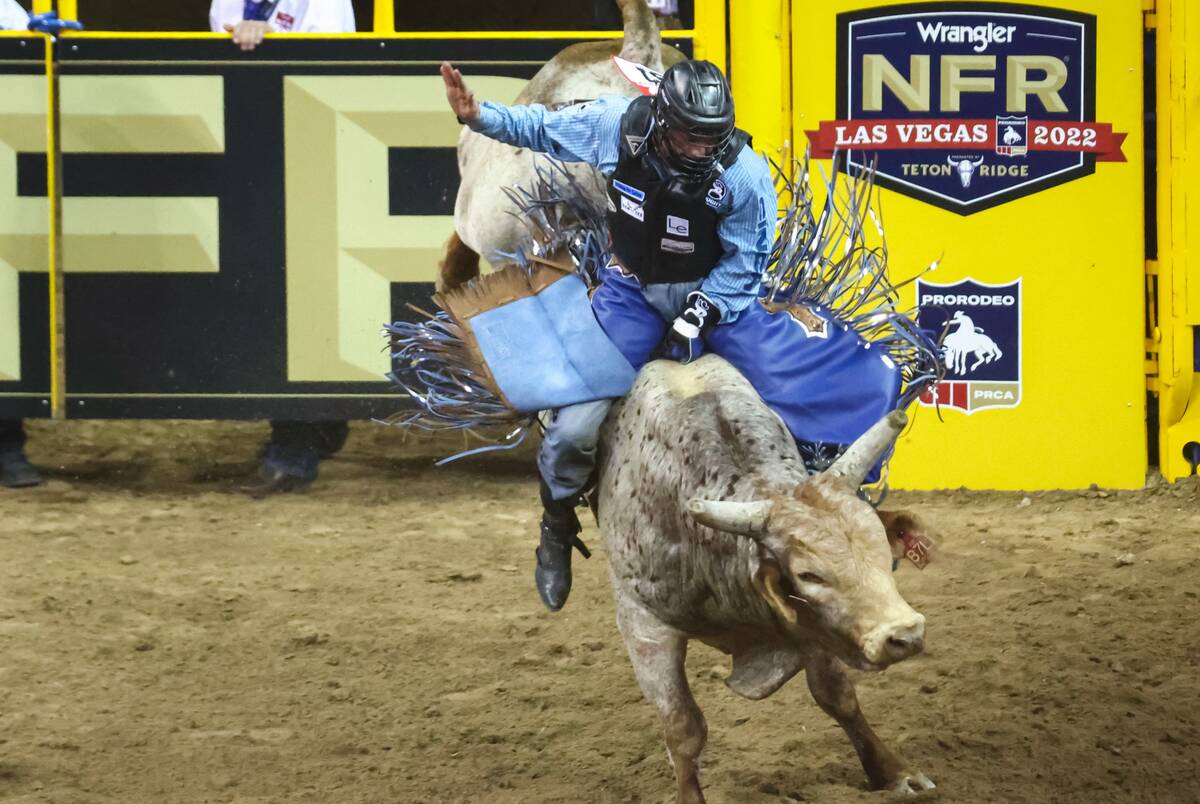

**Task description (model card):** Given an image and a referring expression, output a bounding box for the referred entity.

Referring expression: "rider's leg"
[533,399,614,611]
[527,269,695,611]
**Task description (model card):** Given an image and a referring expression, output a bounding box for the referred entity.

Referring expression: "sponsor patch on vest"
[613,179,645,203]
[620,195,645,221]
[666,215,690,236]
[917,277,1022,412]
[660,238,695,254]
[274,11,295,30]
[705,179,728,209]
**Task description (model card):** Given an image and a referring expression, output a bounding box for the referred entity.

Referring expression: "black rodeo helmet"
[651,59,736,180]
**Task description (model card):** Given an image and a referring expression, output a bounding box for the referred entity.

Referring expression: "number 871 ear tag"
[899,530,937,570]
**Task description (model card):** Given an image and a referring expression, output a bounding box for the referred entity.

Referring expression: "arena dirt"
[1,419,1198,804]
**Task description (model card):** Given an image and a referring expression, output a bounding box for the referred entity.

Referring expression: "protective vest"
[605,95,750,285]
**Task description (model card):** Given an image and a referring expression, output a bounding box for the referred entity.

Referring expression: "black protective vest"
[605,95,750,285]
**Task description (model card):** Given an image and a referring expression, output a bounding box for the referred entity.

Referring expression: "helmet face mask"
[653,123,732,178]
[651,59,735,181]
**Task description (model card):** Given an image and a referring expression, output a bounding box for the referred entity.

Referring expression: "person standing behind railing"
[210,0,357,494]
[0,0,27,30]
[211,0,355,51]
[1,1,42,489]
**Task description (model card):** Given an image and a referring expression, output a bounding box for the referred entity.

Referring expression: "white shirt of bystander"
[0,0,29,31]
[209,0,356,34]
[645,0,679,16]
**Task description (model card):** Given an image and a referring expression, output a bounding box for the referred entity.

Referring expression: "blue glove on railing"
[657,290,720,364]
[27,11,84,34]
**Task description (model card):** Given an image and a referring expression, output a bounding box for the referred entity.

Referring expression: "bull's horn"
[826,410,908,489]
[687,498,774,536]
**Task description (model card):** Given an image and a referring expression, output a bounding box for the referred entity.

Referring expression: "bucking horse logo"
[942,311,1003,374]
[917,277,1021,413]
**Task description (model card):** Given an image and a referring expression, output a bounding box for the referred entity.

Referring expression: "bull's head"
[686,411,926,671]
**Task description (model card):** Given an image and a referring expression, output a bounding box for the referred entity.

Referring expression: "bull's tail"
[616,0,663,71]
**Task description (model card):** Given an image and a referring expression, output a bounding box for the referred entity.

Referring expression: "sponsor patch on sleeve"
[705,179,728,209]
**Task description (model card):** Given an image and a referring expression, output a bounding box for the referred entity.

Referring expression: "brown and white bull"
[598,355,936,803]
[439,0,683,291]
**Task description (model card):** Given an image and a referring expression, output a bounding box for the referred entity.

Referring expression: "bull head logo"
[946,155,985,188]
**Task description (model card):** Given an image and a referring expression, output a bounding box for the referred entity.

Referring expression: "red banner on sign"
[805,119,1126,162]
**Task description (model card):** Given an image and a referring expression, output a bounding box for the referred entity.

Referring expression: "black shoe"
[242,444,318,497]
[244,465,312,498]
[534,516,591,612]
[0,451,42,489]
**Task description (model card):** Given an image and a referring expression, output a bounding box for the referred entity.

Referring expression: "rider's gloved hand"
[657,290,720,364]
[27,11,84,34]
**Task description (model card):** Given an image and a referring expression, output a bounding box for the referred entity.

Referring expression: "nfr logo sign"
[918,278,1021,412]
[808,3,1126,214]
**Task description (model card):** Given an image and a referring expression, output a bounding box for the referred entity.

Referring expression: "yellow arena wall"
[783,1,1148,490]
[0,0,1195,488]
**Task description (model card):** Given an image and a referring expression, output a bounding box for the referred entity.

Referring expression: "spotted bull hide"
[597,355,936,803]
[438,0,684,291]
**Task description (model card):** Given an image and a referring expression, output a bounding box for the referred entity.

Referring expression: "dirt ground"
[1,419,1198,804]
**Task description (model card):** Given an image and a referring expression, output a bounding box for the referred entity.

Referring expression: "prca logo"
[917,277,1021,412]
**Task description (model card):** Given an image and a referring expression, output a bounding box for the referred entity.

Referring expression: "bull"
[439,0,683,291]
[598,355,935,803]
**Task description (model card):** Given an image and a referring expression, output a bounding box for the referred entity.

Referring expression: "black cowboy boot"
[535,480,591,612]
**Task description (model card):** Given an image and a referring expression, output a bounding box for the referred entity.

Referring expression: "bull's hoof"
[888,771,936,795]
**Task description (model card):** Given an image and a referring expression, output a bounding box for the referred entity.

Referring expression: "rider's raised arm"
[698,148,778,323]
[468,96,630,173]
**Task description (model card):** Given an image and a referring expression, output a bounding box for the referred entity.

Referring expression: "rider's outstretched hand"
[440,62,480,125]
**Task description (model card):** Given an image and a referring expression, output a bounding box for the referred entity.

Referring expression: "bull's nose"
[883,620,925,661]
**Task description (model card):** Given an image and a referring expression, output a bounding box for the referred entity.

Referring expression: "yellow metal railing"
[728,0,790,166]
[373,0,394,34]
[1155,0,1200,479]
[43,35,63,418]
[32,0,76,19]
[41,0,723,41]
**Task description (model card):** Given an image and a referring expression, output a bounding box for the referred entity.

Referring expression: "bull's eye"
[797,572,826,586]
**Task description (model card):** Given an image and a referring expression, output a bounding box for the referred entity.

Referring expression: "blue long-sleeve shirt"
[471,96,777,323]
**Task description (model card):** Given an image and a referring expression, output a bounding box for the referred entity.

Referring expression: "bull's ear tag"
[899,531,936,570]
